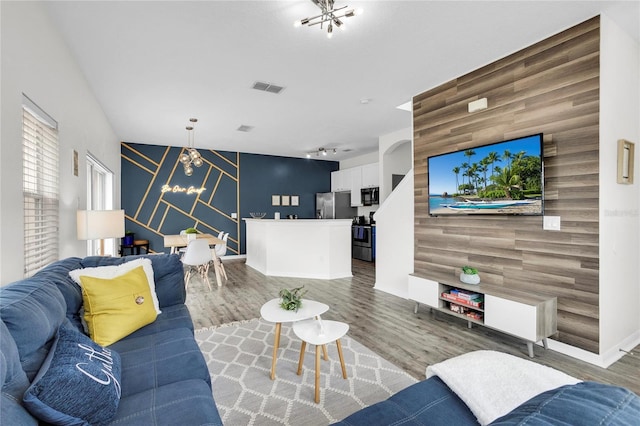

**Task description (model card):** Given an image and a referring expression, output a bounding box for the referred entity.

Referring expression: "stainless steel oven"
[352,225,373,262]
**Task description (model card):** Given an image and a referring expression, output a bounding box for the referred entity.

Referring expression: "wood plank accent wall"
[413,17,600,353]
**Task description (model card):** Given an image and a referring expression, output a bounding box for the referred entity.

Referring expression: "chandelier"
[179,118,203,176]
[306,147,337,158]
[294,0,362,39]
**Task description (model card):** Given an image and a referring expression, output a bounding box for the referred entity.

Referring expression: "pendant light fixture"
[179,118,203,176]
[294,0,362,39]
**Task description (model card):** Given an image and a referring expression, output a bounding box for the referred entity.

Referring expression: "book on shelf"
[441,292,483,308]
[450,289,481,301]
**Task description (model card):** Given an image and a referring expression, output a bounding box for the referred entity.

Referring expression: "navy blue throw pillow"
[23,321,122,425]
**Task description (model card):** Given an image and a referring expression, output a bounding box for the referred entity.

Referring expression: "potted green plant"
[278,286,307,312]
[185,227,198,241]
[460,266,480,285]
[122,230,135,246]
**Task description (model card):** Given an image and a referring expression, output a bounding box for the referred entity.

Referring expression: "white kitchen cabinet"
[350,168,362,206]
[361,163,379,188]
[331,169,350,192]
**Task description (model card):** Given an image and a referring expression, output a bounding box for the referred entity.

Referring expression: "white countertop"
[243,218,352,223]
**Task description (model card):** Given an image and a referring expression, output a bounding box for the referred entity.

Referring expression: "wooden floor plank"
[185,259,640,395]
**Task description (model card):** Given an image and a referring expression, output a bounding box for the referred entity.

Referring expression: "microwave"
[361,187,379,206]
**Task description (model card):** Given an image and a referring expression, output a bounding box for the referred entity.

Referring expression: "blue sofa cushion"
[109,327,211,397]
[23,321,122,426]
[109,379,222,425]
[123,304,194,339]
[80,254,186,308]
[490,381,640,425]
[36,257,85,328]
[0,278,66,380]
[1,321,37,425]
[334,376,477,425]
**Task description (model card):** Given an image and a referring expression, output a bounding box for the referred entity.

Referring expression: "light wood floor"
[185,259,640,395]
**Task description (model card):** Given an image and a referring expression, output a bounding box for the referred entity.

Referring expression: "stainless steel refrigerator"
[315,192,356,219]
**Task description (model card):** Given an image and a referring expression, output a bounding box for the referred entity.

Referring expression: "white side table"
[293,319,349,403]
[260,298,329,380]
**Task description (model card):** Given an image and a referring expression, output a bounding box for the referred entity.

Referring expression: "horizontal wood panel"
[413,17,600,353]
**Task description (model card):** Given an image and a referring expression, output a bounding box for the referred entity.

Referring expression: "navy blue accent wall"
[239,153,338,252]
[121,143,337,255]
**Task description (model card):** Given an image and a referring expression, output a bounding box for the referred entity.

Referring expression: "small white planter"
[460,272,480,285]
[187,233,196,242]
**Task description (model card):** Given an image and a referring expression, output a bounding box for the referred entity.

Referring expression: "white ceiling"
[44,1,639,161]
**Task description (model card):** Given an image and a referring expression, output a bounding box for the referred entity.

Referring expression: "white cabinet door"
[361,163,379,188]
[408,275,440,308]
[350,167,362,206]
[484,295,537,341]
[331,170,349,192]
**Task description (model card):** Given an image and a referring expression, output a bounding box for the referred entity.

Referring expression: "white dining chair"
[212,233,228,281]
[182,239,213,291]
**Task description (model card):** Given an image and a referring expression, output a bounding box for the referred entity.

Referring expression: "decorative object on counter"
[460,266,480,285]
[274,212,280,220]
[279,286,308,312]
[249,212,266,219]
[272,195,280,206]
[179,118,203,176]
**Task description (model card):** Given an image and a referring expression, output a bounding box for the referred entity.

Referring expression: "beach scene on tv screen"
[428,134,543,215]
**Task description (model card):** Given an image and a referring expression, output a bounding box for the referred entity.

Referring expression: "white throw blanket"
[426,350,581,425]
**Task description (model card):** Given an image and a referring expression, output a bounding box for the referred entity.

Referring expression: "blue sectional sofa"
[335,350,640,425]
[1,254,222,425]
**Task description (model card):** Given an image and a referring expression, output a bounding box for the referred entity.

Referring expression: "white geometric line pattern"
[195,318,418,425]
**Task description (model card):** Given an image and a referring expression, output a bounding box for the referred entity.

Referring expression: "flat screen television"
[428,133,543,216]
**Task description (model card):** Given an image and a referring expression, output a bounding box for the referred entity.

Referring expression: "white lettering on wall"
[75,343,122,398]
[161,184,206,195]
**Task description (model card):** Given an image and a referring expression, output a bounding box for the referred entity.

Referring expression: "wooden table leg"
[297,341,306,375]
[315,345,321,403]
[270,322,282,380]
[336,339,347,379]
[322,344,328,361]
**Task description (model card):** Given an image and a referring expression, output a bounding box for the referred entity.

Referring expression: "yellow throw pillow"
[79,265,157,346]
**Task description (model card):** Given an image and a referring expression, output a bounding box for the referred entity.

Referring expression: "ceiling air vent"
[237,125,254,132]
[252,81,285,94]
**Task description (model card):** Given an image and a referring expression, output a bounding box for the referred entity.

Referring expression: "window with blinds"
[22,100,59,277]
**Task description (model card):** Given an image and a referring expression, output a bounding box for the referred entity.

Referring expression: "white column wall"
[378,127,412,203]
[0,2,120,284]
[598,13,640,364]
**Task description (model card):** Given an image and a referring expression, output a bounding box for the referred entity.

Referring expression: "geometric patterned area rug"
[196,318,418,425]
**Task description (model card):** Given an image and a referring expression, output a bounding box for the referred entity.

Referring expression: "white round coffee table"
[260,298,329,380]
[293,318,349,403]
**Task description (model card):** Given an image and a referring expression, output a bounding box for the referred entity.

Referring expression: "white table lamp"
[77,210,125,255]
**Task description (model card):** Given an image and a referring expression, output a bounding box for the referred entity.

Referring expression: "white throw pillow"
[69,258,161,315]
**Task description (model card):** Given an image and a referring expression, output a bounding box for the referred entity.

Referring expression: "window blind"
[22,106,59,277]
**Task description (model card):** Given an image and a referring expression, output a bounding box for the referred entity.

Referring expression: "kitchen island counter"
[244,218,353,279]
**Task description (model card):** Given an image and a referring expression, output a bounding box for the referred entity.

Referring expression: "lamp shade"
[77,210,125,240]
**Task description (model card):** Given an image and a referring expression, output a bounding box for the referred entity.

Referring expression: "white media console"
[408,272,557,357]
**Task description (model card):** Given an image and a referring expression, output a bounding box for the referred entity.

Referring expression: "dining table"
[163,233,224,254]
[164,233,226,287]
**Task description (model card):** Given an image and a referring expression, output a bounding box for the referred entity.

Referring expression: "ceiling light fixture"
[294,0,362,39]
[306,147,337,158]
[179,118,203,176]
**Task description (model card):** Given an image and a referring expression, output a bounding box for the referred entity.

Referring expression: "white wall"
[374,170,414,298]
[598,13,640,364]
[379,127,412,203]
[0,2,120,284]
[339,151,379,170]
